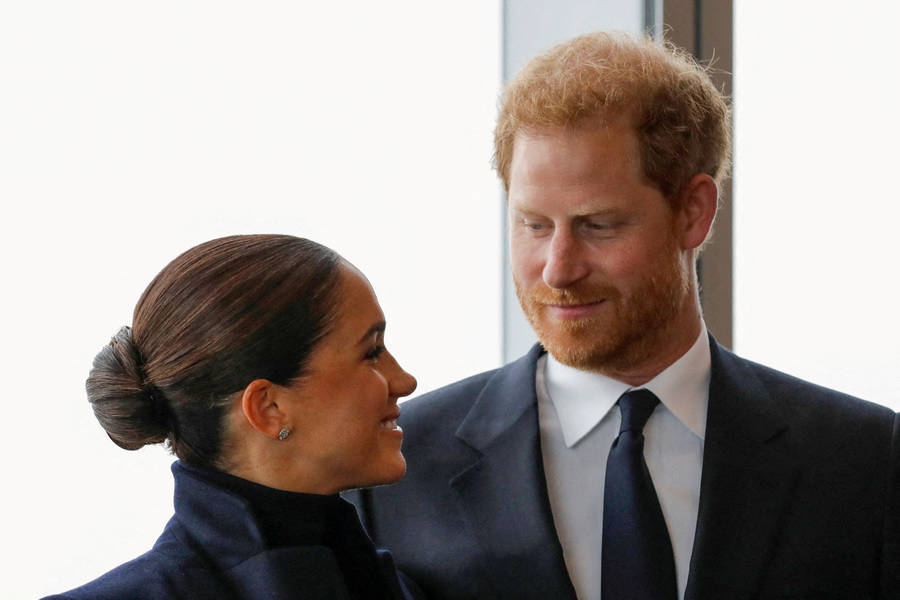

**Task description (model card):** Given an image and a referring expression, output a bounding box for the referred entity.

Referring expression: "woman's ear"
[676,173,718,250]
[240,379,289,440]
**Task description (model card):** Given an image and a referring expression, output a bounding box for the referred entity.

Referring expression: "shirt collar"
[544,325,711,448]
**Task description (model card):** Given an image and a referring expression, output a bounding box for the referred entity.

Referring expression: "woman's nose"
[389,356,417,398]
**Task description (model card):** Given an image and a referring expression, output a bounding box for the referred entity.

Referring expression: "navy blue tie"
[601,389,678,600]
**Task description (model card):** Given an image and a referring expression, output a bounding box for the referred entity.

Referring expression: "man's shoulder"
[399,344,545,431]
[402,367,503,418]
[716,342,896,426]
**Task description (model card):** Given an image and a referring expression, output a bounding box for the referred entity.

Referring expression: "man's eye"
[582,220,615,233]
[521,219,548,231]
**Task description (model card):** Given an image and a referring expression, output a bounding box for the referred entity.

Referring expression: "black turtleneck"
[179,462,394,600]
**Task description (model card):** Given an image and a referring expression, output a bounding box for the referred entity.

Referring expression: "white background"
[734,0,900,409]
[3,1,900,597]
[0,2,502,597]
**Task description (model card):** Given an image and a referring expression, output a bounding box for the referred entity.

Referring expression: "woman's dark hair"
[86,234,343,468]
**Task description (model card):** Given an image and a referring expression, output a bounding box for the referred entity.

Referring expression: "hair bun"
[86,326,169,450]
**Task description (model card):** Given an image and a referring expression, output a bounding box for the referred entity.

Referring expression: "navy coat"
[46,462,420,600]
[349,338,900,599]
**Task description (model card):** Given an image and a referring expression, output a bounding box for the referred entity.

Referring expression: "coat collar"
[170,461,269,566]
[168,462,413,600]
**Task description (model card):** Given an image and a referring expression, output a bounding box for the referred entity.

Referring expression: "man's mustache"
[524,284,620,306]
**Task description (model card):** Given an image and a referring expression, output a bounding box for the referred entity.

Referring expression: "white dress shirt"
[537,326,711,600]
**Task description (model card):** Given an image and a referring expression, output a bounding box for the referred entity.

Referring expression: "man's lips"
[543,300,606,319]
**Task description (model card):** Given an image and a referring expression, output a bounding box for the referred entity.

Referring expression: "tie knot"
[617,389,660,434]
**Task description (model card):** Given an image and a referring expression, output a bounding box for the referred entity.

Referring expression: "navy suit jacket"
[349,338,900,599]
[47,462,420,600]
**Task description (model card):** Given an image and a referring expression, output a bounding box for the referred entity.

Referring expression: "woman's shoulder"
[41,529,232,600]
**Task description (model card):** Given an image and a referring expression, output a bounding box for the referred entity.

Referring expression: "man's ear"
[240,379,289,440]
[676,173,718,250]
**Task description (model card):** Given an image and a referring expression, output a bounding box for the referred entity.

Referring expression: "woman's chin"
[349,454,407,491]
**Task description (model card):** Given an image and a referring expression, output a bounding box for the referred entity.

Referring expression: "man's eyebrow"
[512,206,622,218]
[573,208,622,218]
[357,321,386,345]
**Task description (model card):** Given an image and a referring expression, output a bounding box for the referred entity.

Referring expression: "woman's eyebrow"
[357,321,386,345]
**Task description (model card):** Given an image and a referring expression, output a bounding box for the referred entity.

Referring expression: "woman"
[45,234,421,600]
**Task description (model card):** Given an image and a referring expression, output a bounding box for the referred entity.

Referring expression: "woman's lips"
[379,419,401,431]
[544,300,605,320]
[380,408,402,432]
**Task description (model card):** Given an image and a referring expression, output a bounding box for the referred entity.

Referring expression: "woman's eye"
[365,345,386,361]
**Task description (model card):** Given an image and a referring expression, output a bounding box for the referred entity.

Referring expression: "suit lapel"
[685,338,800,600]
[450,344,577,600]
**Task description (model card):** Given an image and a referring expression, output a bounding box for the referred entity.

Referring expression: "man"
[348,32,899,599]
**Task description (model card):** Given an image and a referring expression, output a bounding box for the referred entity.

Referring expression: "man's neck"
[597,310,704,387]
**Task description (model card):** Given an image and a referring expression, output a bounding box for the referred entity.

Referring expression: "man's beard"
[515,244,691,374]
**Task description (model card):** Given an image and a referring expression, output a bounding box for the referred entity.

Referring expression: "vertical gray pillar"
[663,0,734,349]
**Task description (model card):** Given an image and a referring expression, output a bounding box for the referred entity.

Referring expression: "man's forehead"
[510,126,641,187]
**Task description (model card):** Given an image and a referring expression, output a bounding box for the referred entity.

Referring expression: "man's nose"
[542,229,589,289]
